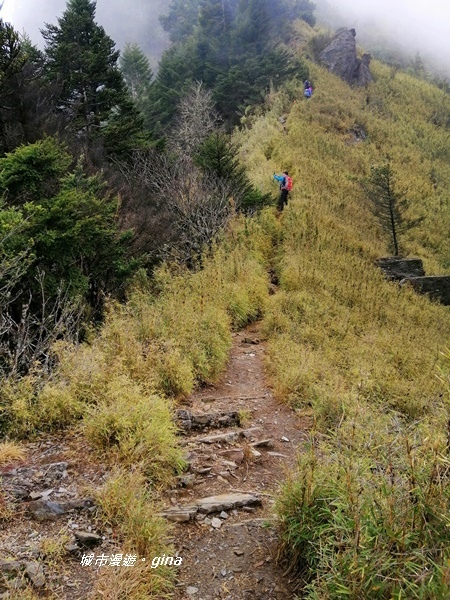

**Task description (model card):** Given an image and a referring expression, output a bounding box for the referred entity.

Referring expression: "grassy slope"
[0,217,272,598]
[236,60,450,598]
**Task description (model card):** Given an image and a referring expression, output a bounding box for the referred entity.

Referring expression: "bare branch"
[168,81,222,157]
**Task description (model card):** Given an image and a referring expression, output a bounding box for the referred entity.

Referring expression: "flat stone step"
[162,492,262,522]
[196,432,240,444]
[176,409,240,432]
[198,395,267,403]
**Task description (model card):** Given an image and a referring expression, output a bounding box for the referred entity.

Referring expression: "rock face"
[400,276,450,306]
[377,256,450,305]
[320,28,372,86]
[376,257,426,281]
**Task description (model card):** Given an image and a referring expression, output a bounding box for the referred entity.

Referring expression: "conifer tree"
[195,132,271,211]
[160,0,201,43]
[120,43,153,101]
[42,0,145,159]
[120,43,154,129]
[0,22,58,154]
[363,159,423,256]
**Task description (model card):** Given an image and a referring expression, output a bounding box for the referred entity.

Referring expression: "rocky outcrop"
[376,257,425,281]
[320,28,372,86]
[400,276,450,306]
[377,256,450,305]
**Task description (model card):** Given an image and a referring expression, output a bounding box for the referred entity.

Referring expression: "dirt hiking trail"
[167,324,311,600]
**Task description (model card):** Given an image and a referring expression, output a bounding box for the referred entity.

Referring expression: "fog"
[315,0,450,72]
[2,0,450,73]
[1,0,169,67]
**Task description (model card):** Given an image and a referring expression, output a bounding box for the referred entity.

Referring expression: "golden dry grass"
[0,440,26,466]
[236,56,450,598]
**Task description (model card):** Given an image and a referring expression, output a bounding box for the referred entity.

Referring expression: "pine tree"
[120,43,153,101]
[0,23,58,154]
[42,0,144,159]
[120,43,154,130]
[363,159,423,256]
[160,0,201,43]
[195,132,271,211]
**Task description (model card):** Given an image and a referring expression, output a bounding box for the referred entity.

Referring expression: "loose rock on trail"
[166,325,311,600]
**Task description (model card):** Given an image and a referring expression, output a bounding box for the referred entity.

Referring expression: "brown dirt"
[168,324,311,600]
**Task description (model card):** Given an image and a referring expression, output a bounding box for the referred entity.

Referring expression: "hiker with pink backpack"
[273,171,293,212]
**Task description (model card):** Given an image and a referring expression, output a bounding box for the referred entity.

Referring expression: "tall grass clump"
[92,469,175,599]
[237,58,450,597]
[277,415,450,599]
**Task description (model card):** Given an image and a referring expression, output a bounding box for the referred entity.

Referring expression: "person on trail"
[273,171,292,212]
[303,79,313,98]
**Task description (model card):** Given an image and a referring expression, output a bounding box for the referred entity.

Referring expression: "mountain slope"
[237,59,450,598]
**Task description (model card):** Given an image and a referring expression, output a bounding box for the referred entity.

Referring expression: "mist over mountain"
[315,0,450,75]
[1,0,170,68]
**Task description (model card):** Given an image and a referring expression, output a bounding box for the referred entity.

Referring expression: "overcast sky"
[1,0,450,70]
[0,0,169,66]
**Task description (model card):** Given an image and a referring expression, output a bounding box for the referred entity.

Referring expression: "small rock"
[221,568,227,577]
[24,561,45,588]
[221,460,238,469]
[65,544,80,553]
[193,467,212,475]
[233,549,244,556]
[220,511,229,520]
[29,491,43,500]
[178,474,196,488]
[217,449,244,464]
[27,499,66,521]
[250,439,273,448]
[73,531,103,547]
[211,517,222,529]
[186,586,199,596]
[267,452,287,458]
[240,427,263,439]
[281,436,290,443]
[0,559,21,573]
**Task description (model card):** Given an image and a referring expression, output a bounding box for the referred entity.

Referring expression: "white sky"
[0,0,169,58]
[1,0,450,68]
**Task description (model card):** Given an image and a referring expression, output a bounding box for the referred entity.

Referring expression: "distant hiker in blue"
[303,79,313,98]
[273,171,293,212]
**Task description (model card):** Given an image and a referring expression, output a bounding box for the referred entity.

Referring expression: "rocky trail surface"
[0,325,310,599]
[0,433,107,598]
[167,326,311,600]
